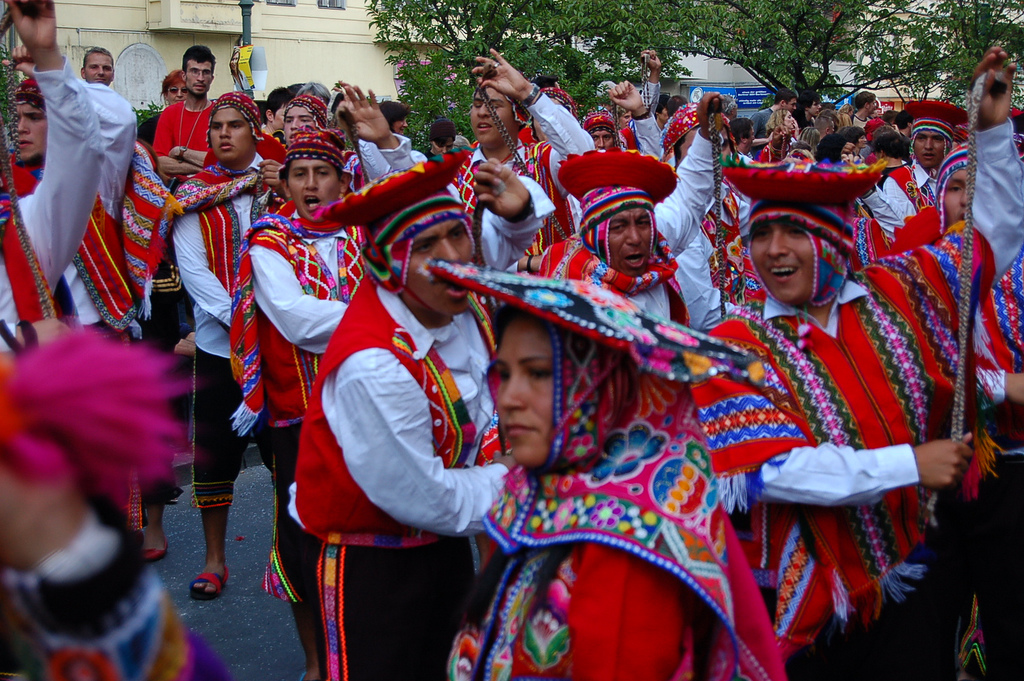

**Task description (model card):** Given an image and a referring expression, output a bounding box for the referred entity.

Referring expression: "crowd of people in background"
[3,1,1024,679]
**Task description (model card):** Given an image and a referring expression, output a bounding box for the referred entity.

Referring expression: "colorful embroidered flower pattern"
[524,288,573,309]
[592,424,667,482]
[655,322,701,347]
[589,498,626,529]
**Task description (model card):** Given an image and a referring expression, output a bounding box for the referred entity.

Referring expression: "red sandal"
[189,565,229,601]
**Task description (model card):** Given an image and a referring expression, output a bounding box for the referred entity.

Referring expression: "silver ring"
[493,179,506,196]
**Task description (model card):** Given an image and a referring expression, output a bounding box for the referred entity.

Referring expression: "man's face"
[209,108,256,170]
[942,169,968,228]
[81,53,113,86]
[399,219,474,327]
[749,221,817,307]
[605,207,653,277]
[737,132,753,154]
[17,103,46,165]
[864,99,879,116]
[266,106,286,132]
[808,102,822,118]
[184,60,214,99]
[784,98,798,112]
[285,159,348,222]
[470,88,519,151]
[656,107,670,129]
[391,118,408,136]
[913,131,947,170]
[590,130,616,151]
[283,105,318,145]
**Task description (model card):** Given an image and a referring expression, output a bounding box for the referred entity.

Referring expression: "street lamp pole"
[239,0,253,46]
[238,0,254,96]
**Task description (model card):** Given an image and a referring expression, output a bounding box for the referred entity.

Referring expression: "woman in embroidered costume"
[430,262,785,681]
[691,47,1023,680]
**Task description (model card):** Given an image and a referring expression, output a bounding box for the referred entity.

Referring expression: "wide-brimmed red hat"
[724,160,882,205]
[316,149,470,227]
[559,148,677,204]
[905,100,968,143]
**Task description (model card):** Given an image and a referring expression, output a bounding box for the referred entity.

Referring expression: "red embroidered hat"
[558,148,677,204]
[905,100,968,143]
[316,149,470,227]
[724,159,882,205]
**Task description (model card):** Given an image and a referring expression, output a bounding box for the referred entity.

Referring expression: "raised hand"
[974,46,1017,131]
[4,0,60,72]
[641,49,661,82]
[473,49,532,103]
[337,83,397,149]
[696,91,722,139]
[609,81,646,116]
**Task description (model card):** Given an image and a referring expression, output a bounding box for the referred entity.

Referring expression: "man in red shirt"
[154,45,216,179]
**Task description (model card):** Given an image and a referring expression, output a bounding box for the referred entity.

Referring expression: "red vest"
[295,283,498,545]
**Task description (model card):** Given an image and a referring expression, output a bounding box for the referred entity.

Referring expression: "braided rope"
[640,55,652,112]
[478,84,527,175]
[709,110,726,317]
[5,59,19,164]
[610,101,623,150]
[925,75,986,526]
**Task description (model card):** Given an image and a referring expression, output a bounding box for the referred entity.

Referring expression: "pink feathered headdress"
[0,331,186,507]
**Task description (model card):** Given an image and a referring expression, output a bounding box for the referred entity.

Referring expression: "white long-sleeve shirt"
[757,121,1024,506]
[61,85,138,326]
[250,231,349,355]
[861,172,918,238]
[0,59,135,326]
[173,154,263,357]
[309,286,507,536]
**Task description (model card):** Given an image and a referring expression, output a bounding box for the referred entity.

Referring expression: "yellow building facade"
[57,0,398,107]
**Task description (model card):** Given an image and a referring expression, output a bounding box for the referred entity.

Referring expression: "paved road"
[153,451,303,681]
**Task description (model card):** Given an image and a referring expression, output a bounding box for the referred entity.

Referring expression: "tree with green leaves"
[856,0,1024,104]
[368,0,681,149]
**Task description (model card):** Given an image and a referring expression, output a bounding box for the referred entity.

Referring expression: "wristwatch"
[522,84,542,107]
[177,146,187,161]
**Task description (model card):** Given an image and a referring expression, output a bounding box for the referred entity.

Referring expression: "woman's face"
[492,315,555,468]
[164,81,186,106]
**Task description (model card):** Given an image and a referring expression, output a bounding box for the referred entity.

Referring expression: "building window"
[318,0,345,8]
[267,0,296,5]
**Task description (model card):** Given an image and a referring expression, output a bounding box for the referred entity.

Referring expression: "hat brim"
[559,148,678,204]
[725,163,882,205]
[428,260,763,386]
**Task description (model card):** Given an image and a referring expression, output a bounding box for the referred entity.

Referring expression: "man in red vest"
[292,152,548,680]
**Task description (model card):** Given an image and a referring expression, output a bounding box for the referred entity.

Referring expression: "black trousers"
[307,536,474,681]
[928,458,1024,680]
[191,349,271,507]
[784,556,947,681]
[265,424,319,603]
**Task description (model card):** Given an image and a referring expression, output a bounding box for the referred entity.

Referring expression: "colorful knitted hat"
[935,145,968,227]
[582,109,616,135]
[662,104,699,154]
[211,92,261,140]
[541,87,579,119]
[283,94,329,130]
[560,148,677,233]
[315,151,471,292]
[905,100,968,146]
[284,128,351,175]
[14,79,43,111]
[725,159,882,252]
